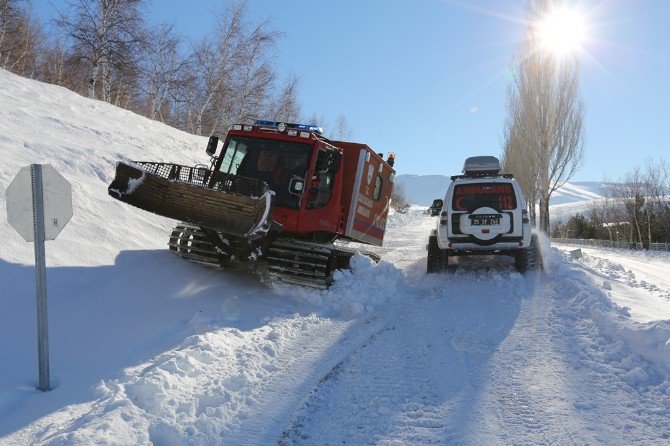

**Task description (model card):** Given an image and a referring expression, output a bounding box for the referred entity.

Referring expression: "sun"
[537,7,587,57]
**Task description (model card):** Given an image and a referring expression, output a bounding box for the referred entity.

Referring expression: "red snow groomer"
[108,120,396,288]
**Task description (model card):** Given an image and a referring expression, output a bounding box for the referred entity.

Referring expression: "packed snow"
[2,69,670,445]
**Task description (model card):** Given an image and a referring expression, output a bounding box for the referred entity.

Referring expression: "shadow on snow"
[0,248,316,437]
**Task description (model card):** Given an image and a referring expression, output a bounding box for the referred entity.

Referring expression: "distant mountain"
[396,174,610,210]
[550,181,608,205]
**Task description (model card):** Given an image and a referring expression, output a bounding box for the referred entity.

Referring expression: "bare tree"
[138,23,188,120]
[269,74,301,123]
[645,159,670,232]
[501,114,539,224]
[503,0,585,233]
[39,37,68,85]
[304,112,326,130]
[3,0,302,137]
[390,183,411,214]
[55,0,146,101]
[11,12,40,76]
[228,17,279,125]
[593,196,621,241]
[0,0,24,67]
[609,168,646,244]
[185,2,282,135]
[332,114,354,141]
[0,0,41,76]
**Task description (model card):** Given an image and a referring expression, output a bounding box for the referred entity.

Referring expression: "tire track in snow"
[466,264,670,445]
[222,315,390,445]
[279,241,670,444]
[279,268,528,445]
[278,323,398,445]
[279,309,457,445]
[464,280,595,445]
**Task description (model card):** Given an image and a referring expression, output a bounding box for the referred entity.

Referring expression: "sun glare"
[537,7,587,57]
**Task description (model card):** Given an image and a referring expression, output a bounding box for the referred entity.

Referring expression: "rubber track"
[265,239,335,289]
[168,223,227,269]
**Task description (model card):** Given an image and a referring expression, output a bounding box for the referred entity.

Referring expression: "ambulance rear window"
[452,182,517,211]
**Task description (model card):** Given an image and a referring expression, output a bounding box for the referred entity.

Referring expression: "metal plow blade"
[108,161,274,239]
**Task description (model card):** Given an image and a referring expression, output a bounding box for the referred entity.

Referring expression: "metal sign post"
[6,164,72,392]
[31,165,50,391]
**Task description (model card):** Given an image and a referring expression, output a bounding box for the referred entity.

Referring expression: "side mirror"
[206,135,219,156]
[327,151,342,172]
[289,177,305,195]
[430,199,443,216]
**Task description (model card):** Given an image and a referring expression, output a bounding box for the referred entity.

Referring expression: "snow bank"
[385,205,428,230]
[552,249,670,381]
[580,254,651,290]
[556,244,670,322]
[271,206,429,317]
[7,315,347,445]
[328,255,405,314]
[273,254,406,317]
[558,243,670,264]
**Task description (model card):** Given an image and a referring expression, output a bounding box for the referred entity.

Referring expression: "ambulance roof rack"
[451,173,514,180]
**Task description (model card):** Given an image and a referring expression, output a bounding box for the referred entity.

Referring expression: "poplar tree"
[502,0,585,232]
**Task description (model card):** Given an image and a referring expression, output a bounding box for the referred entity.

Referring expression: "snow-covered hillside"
[550,180,608,205]
[2,69,670,445]
[0,70,206,267]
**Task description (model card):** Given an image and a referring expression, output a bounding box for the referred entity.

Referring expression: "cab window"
[373,175,383,201]
[219,139,247,175]
[307,149,335,209]
[216,136,311,209]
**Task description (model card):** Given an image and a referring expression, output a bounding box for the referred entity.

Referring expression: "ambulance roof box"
[462,156,501,176]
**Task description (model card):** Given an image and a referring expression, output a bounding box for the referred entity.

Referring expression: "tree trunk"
[632,202,643,244]
[101,57,110,102]
[88,62,98,99]
[645,205,652,245]
[539,195,550,233]
[150,93,158,119]
[529,198,537,228]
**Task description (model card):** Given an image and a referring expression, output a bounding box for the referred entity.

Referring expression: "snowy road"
[280,215,670,445]
[3,210,670,445]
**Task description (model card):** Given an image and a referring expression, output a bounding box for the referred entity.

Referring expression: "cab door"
[297,145,343,235]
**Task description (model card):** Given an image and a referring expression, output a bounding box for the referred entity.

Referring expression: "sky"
[31,0,670,181]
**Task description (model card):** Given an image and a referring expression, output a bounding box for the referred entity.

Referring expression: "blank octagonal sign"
[6,165,73,242]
